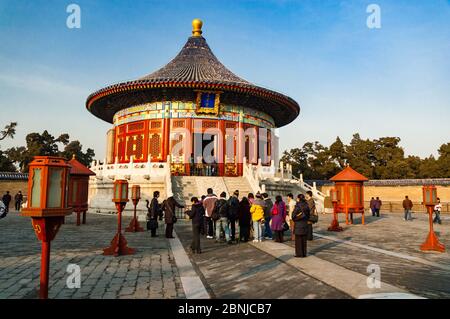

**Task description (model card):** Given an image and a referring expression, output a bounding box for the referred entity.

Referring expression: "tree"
[60,140,95,167]
[0,150,16,172]
[0,122,17,141]
[281,133,449,180]
[6,130,94,172]
[436,143,450,178]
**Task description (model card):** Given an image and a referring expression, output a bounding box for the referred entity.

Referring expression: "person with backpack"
[228,190,240,242]
[146,191,162,237]
[238,197,252,242]
[262,193,273,240]
[270,195,287,243]
[305,191,318,241]
[214,192,232,244]
[186,197,205,254]
[293,194,310,258]
[250,192,266,242]
[203,188,218,239]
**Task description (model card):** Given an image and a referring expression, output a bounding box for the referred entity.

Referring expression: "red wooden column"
[185,118,193,175]
[218,120,225,176]
[237,120,244,176]
[162,118,170,162]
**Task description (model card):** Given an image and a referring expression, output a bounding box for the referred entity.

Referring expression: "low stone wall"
[318,179,450,213]
[0,172,28,205]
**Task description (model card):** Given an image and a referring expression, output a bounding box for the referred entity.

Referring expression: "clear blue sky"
[0,0,449,160]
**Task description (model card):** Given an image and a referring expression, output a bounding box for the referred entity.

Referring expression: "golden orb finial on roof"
[192,18,203,37]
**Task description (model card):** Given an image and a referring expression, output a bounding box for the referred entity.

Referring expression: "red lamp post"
[103,179,135,256]
[125,185,144,232]
[420,185,445,253]
[328,189,343,232]
[21,156,73,299]
[330,166,368,225]
[68,155,95,226]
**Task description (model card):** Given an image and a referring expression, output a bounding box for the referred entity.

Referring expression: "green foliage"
[282,134,449,180]
[0,150,16,172]
[5,130,95,173]
[0,122,17,141]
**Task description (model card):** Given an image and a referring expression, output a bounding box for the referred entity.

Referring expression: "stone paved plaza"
[1,210,449,299]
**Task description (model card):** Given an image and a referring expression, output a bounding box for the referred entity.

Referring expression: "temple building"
[86,19,322,214]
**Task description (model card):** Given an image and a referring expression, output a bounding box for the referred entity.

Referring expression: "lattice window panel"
[118,125,126,134]
[134,134,144,160]
[202,121,218,129]
[127,122,145,132]
[150,120,162,129]
[126,134,144,160]
[172,120,185,128]
[149,133,161,159]
[225,122,236,129]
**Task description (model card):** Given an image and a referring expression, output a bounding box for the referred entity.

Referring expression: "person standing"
[293,194,310,258]
[14,191,23,212]
[186,197,205,254]
[163,195,184,238]
[238,197,252,242]
[248,193,255,205]
[433,198,442,225]
[262,193,273,240]
[215,192,232,244]
[228,190,240,242]
[270,195,287,243]
[250,192,266,242]
[374,197,382,217]
[146,191,162,237]
[305,191,317,241]
[370,197,376,217]
[402,196,413,221]
[286,193,296,241]
[203,188,218,239]
[2,191,11,214]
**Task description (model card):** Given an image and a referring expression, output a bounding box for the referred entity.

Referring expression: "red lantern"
[103,180,135,256]
[328,189,343,232]
[68,155,95,226]
[420,186,445,253]
[21,156,73,299]
[126,185,144,232]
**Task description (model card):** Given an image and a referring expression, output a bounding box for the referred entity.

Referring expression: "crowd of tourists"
[143,188,319,258]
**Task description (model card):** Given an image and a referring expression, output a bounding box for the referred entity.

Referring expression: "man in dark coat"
[186,197,205,254]
[292,194,310,258]
[237,197,252,242]
[2,191,11,213]
[14,191,23,211]
[163,195,184,239]
[228,190,240,242]
[262,193,273,240]
[146,191,162,237]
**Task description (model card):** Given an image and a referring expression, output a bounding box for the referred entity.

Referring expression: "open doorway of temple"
[191,133,219,176]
